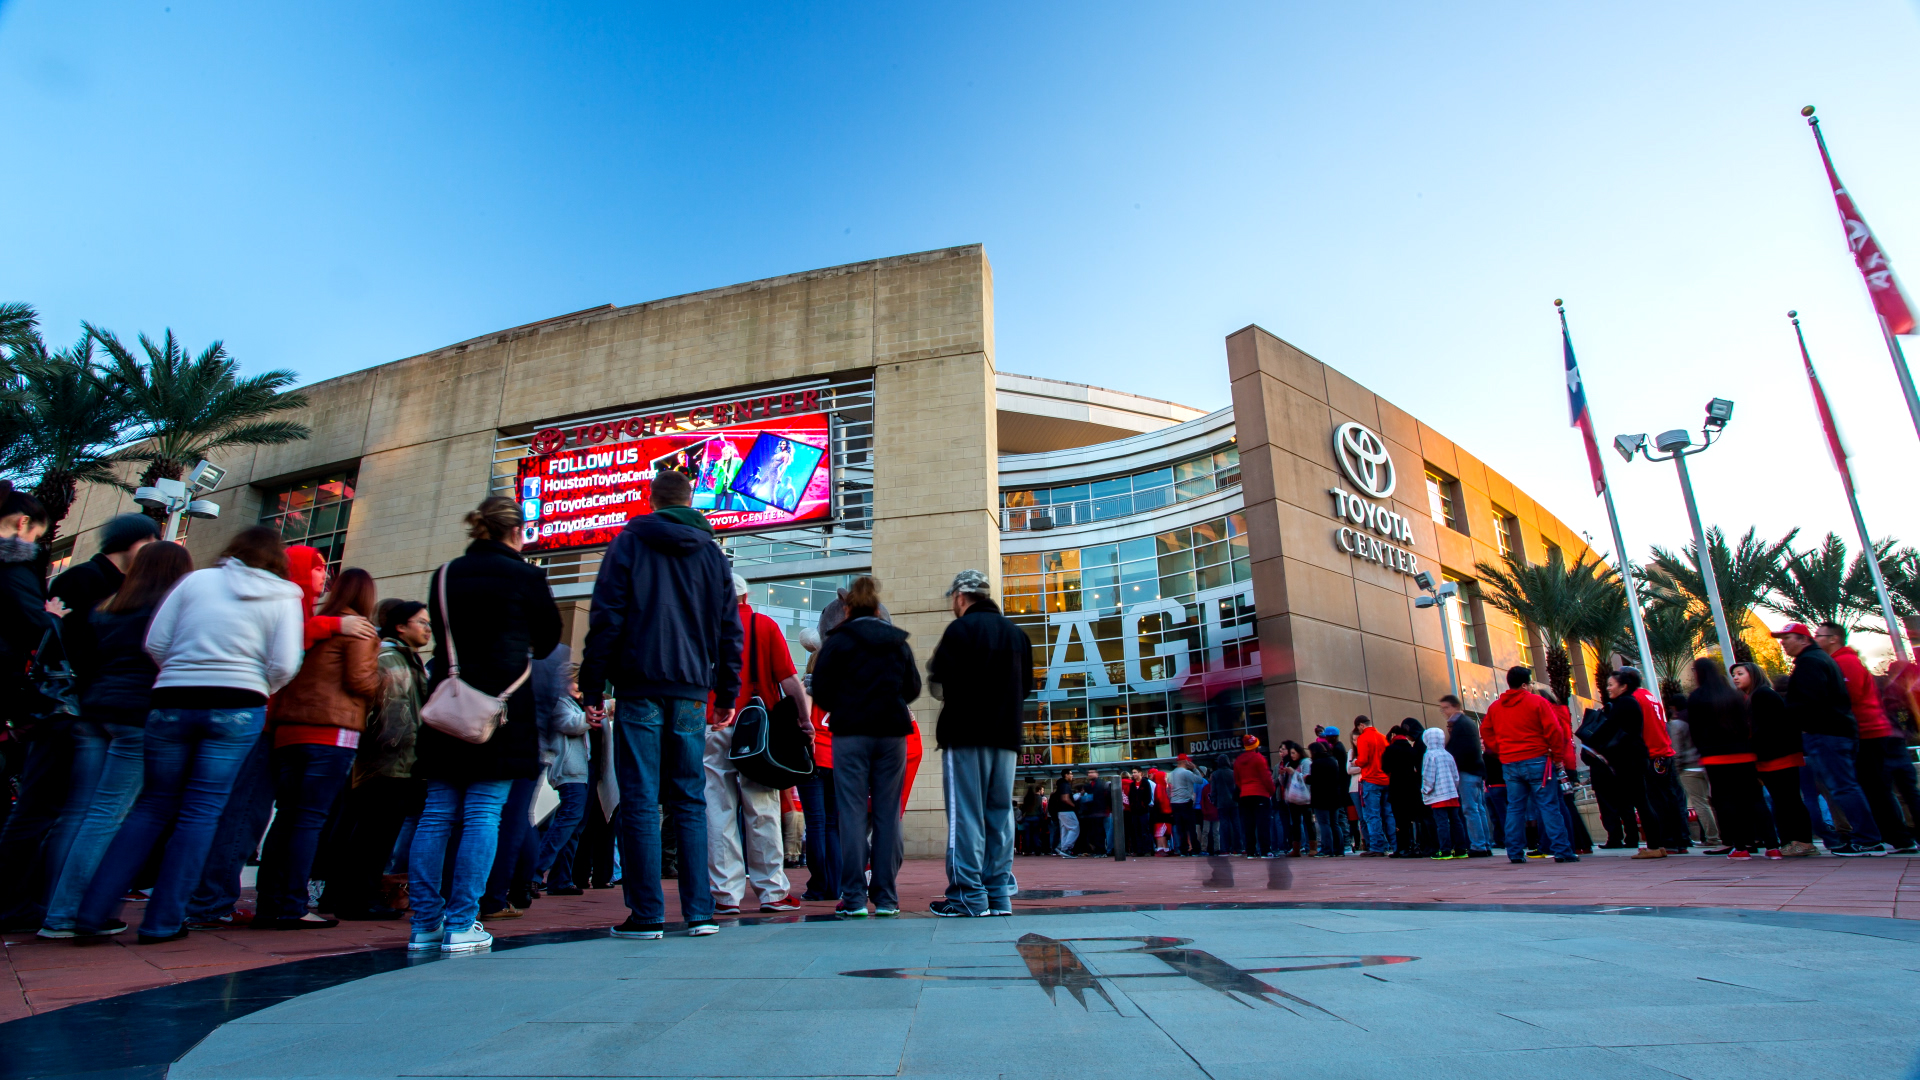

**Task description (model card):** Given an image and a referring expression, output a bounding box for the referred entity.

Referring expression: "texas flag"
[1562,314,1607,496]
[1812,117,1916,336]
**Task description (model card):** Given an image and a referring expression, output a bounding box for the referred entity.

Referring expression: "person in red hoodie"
[1350,717,1393,856]
[1480,665,1576,863]
[1816,622,1918,854]
[1232,736,1277,857]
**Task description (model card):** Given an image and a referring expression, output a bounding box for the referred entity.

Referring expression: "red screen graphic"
[516,413,831,551]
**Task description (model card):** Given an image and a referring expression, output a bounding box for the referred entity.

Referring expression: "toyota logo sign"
[1333,422,1396,499]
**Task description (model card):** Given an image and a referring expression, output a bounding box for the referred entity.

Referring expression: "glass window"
[259,470,359,575]
[1443,572,1487,666]
[1001,443,1242,531]
[1493,509,1518,558]
[1426,467,1464,535]
[1003,490,1039,508]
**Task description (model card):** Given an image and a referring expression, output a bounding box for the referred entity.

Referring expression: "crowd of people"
[1007,629,1920,865]
[0,467,1040,952]
[3,470,1917,955]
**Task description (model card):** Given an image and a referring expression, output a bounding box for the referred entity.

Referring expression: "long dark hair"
[100,541,194,614]
[318,567,376,619]
[1688,657,1749,737]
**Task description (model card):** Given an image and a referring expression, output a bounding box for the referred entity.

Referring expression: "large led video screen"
[516,413,831,551]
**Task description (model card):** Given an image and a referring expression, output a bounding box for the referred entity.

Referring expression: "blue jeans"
[407,778,511,933]
[256,743,356,921]
[77,707,266,936]
[184,729,275,921]
[1501,756,1572,860]
[1457,773,1491,851]
[612,696,713,925]
[1313,808,1345,855]
[941,746,1016,915]
[1359,781,1394,852]
[533,782,590,886]
[1485,784,1508,847]
[42,721,145,931]
[1802,732,1882,847]
[485,777,538,909]
[796,766,839,898]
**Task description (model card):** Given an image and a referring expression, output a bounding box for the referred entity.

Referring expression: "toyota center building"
[54,245,1598,855]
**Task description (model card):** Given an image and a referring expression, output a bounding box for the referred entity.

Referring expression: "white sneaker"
[408,922,445,951]
[686,921,719,937]
[442,921,492,953]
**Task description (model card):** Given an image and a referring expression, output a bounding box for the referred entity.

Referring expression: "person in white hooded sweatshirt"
[1420,726,1468,860]
[76,527,305,943]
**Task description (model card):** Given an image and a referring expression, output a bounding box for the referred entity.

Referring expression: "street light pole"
[1414,572,1461,702]
[1669,449,1738,665]
[1615,399,1740,668]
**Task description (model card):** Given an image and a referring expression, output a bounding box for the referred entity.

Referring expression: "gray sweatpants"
[942,746,1018,914]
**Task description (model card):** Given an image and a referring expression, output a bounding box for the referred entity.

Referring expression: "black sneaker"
[1554,855,1580,863]
[135,928,189,945]
[1890,845,1920,855]
[610,917,664,939]
[928,899,979,918]
[1466,850,1493,858]
[1831,844,1872,857]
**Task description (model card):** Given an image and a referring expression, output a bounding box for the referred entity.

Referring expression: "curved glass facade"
[1002,509,1264,769]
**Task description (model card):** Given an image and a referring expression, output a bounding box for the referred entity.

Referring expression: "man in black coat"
[1775,622,1882,855]
[580,469,742,937]
[925,569,1033,917]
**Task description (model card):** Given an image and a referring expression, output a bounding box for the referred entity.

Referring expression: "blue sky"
[5,1,1920,616]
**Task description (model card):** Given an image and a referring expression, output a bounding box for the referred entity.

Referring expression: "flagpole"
[1557,300,1655,679]
[1803,106,1920,443]
[1790,310,1911,662]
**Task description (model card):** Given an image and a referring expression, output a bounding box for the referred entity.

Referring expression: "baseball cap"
[1772,622,1814,639]
[1322,725,1339,736]
[945,569,991,598]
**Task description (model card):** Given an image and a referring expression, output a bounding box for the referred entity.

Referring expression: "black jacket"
[1685,687,1752,759]
[927,599,1033,751]
[1784,645,1857,739]
[0,537,55,717]
[1381,735,1424,812]
[1594,693,1650,766]
[80,605,161,725]
[50,553,124,649]
[578,511,742,707]
[1445,714,1483,777]
[810,616,919,738]
[1306,744,1351,809]
[417,539,564,783]
[1748,685,1802,763]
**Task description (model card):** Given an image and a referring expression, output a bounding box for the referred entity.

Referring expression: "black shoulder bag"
[727,614,815,789]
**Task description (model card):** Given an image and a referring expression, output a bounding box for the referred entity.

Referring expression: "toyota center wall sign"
[1326,422,1419,576]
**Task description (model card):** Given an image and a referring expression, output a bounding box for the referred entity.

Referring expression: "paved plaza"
[89,907,1920,1079]
[4,855,1920,1079]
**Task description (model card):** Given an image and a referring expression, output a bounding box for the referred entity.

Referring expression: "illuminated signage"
[516,412,831,551]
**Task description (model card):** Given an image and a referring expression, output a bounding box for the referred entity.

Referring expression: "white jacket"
[1420,726,1461,805]
[146,558,306,697]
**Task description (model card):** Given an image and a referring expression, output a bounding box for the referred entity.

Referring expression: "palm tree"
[1645,526,1797,662]
[1570,565,1630,694]
[1476,548,1614,703]
[87,325,310,518]
[1626,599,1711,697]
[0,333,133,545]
[1770,532,1894,635]
[0,303,37,355]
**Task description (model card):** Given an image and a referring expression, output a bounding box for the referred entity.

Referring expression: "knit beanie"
[99,513,162,555]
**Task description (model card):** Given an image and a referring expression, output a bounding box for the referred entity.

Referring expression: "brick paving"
[4,849,1916,1022]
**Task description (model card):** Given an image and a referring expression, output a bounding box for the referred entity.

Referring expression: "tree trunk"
[1546,644,1572,705]
[31,473,76,550]
[1591,648,1615,700]
[138,459,185,525]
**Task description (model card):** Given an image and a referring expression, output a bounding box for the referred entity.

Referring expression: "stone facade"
[1227,325,1598,744]
[57,245,1000,857]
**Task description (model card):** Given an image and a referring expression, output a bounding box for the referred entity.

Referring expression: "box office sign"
[516,411,832,551]
[1327,422,1419,576]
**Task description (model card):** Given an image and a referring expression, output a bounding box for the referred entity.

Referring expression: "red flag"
[1561,309,1606,496]
[1809,113,1916,335]
[1800,337,1856,496]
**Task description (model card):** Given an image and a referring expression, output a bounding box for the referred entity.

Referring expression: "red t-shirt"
[710,605,799,720]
